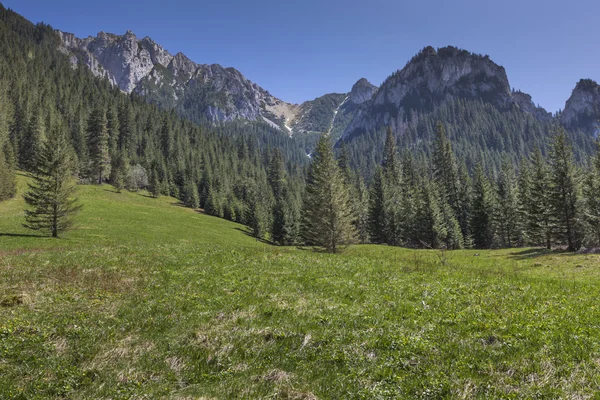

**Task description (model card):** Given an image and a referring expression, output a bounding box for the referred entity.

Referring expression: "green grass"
[2,176,600,398]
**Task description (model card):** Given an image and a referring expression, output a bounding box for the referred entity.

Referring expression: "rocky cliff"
[561,79,600,133]
[57,29,299,126]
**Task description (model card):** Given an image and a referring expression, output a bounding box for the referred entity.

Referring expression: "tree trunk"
[52,204,58,238]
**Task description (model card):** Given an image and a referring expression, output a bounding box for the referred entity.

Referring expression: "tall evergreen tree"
[148,167,161,198]
[302,134,356,253]
[583,140,600,245]
[495,158,520,247]
[368,167,387,244]
[0,149,16,201]
[549,129,583,251]
[20,110,45,171]
[109,149,129,193]
[268,148,298,245]
[432,121,460,215]
[23,125,81,237]
[470,165,495,249]
[414,181,446,249]
[0,86,16,201]
[520,148,553,249]
[246,182,269,240]
[87,107,110,184]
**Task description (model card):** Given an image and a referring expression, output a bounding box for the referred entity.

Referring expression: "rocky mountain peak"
[349,78,377,105]
[342,46,516,138]
[561,79,600,132]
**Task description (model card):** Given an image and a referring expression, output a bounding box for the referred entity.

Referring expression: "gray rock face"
[343,46,517,137]
[58,30,174,93]
[349,78,377,105]
[561,79,600,133]
[57,29,297,126]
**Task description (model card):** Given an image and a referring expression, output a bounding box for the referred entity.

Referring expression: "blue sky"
[4,0,599,112]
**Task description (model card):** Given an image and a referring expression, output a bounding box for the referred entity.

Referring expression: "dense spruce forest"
[0,4,599,252]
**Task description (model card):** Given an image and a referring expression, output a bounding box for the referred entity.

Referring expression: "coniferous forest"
[0,4,599,252]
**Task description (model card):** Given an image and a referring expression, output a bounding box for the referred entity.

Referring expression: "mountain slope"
[342,46,551,139]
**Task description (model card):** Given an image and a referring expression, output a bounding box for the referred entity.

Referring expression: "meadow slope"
[1,177,600,399]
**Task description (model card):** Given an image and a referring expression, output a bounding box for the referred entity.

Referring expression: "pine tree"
[246,182,269,240]
[118,101,134,153]
[109,149,129,193]
[148,167,161,198]
[432,121,460,216]
[549,129,584,251]
[0,87,16,201]
[160,117,172,160]
[470,165,495,249]
[0,149,16,201]
[381,127,402,245]
[495,158,520,247]
[182,179,200,208]
[20,110,45,171]
[354,175,370,243]
[87,107,110,184]
[414,181,446,249]
[269,149,297,245]
[368,167,387,244]
[520,148,553,249]
[302,134,356,253]
[23,125,81,237]
[583,140,600,245]
[106,106,119,157]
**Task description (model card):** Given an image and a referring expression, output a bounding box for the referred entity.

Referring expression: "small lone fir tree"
[24,125,81,237]
[302,133,356,253]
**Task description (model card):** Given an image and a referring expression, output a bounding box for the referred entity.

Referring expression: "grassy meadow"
[2,175,600,399]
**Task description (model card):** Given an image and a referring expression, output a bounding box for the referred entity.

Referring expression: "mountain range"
[56,29,600,145]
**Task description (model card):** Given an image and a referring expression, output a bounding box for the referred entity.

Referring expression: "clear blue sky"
[4,0,599,112]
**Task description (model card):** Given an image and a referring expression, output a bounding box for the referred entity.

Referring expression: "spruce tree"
[23,125,81,237]
[87,107,110,184]
[549,129,584,251]
[148,167,161,198]
[302,134,356,253]
[414,181,446,249]
[381,127,402,245]
[182,179,200,208]
[520,148,553,249]
[583,140,600,245]
[368,167,387,244]
[269,149,297,245]
[246,183,269,240]
[470,165,495,249]
[432,121,460,216]
[0,149,16,201]
[20,110,45,171]
[109,149,129,193]
[495,158,520,247]
[0,87,16,201]
[354,174,370,243]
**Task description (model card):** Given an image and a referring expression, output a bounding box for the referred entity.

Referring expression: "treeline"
[344,97,595,179]
[356,123,597,252]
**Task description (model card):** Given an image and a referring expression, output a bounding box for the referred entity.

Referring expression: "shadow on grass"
[509,248,571,260]
[234,227,275,245]
[0,232,47,238]
[168,201,207,214]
